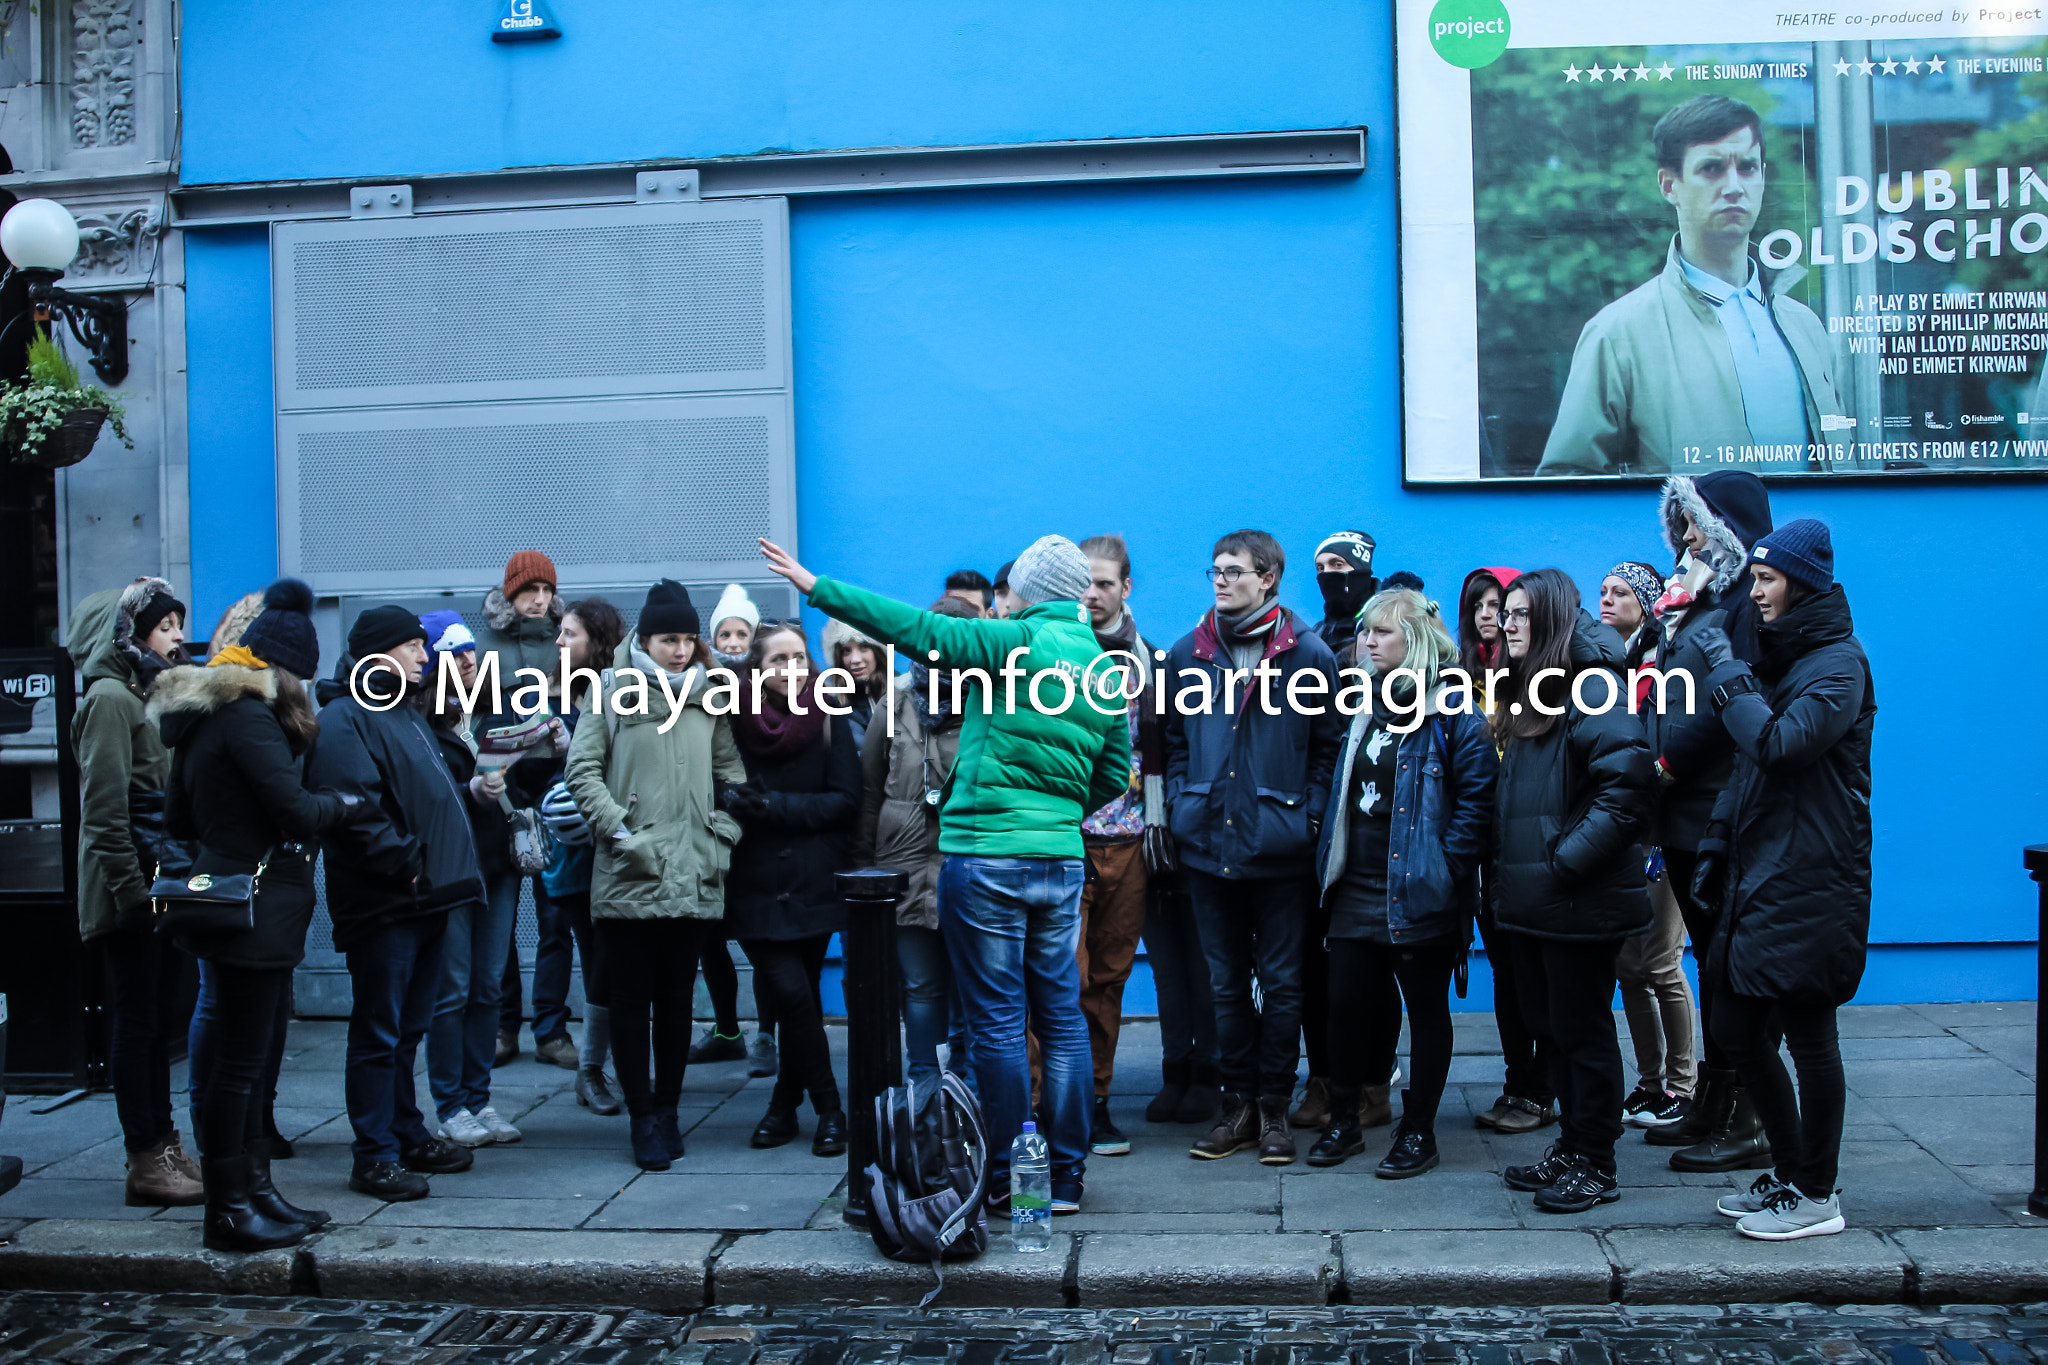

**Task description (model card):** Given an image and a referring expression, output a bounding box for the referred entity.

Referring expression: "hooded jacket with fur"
[66,579,177,939]
[152,662,355,968]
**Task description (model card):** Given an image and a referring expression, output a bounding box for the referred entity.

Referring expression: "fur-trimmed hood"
[66,577,180,688]
[147,662,278,749]
[482,585,564,634]
[1659,472,1772,594]
[822,615,881,666]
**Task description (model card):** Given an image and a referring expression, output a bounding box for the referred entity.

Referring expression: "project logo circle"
[1429,0,1511,69]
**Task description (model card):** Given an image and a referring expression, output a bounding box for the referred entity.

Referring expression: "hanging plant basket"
[26,406,109,468]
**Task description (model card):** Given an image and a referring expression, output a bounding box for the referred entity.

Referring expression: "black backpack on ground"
[860,1069,989,1306]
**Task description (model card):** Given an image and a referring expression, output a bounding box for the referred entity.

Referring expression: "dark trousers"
[344,915,446,1165]
[1327,936,1458,1134]
[1714,992,1845,1200]
[547,891,605,1007]
[532,880,590,1042]
[1659,847,1727,1072]
[193,964,291,1162]
[1478,902,1553,1105]
[699,935,742,1036]
[1142,878,1216,1070]
[1185,870,1309,1103]
[498,877,548,1037]
[188,959,291,1157]
[598,917,703,1112]
[742,935,840,1114]
[1504,930,1626,1168]
[101,921,190,1152]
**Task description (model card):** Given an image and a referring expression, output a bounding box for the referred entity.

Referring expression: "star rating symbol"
[1905,57,1922,73]
[1563,63,1582,82]
[1632,64,1649,80]
[1880,57,1899,74]
[1834,58,1851,75]
[1589,62,1606,81]
[1928,55,1945,72]
[1656,62,1675,80]
[1857,58,1876,74]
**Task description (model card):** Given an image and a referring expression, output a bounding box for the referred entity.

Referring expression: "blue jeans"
[187,959,291,1157]
[345,914,447,1165]
[938,855,1089,1189]
[429,869,519,1119]
[896,923,970,1098]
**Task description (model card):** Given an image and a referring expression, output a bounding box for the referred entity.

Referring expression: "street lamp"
[0,198,127,386]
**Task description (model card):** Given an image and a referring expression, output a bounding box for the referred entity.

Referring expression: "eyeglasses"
[1498,607,1530,624]
[1206,566,1264,584]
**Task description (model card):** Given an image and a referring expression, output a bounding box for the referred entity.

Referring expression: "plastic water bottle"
[1009,1121,1051,1252]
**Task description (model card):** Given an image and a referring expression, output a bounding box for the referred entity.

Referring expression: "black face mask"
[1318,570,1377,622]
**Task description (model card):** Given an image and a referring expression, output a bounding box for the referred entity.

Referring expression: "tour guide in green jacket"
[761,532,1129,1206]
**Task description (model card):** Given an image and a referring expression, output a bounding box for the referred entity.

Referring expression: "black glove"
[338,793,383,824]
[717,780,768,820]
[1141,824,1181,876]
[1690,852,1725,910]
[1695,624,1735,672]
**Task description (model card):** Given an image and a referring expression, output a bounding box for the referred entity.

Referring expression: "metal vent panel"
[279,394,793,594]
[273,199,788,409]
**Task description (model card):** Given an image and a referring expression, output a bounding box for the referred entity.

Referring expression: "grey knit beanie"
[1007,535,1092,606]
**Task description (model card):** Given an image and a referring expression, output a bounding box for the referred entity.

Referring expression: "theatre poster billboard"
[1398,0,2048,481]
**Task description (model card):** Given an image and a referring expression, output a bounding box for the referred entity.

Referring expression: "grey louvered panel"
[272,199,788,409]
[278,394,794,594]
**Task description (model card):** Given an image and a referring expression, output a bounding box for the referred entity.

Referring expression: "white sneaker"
[1717,1171,1791,1218]
[475,1105,522,1143]
[441,1107,495,1147]
[1736,1186,1846,1240]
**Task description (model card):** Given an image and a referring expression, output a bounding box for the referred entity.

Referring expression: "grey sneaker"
[440,1107,494,1147]
[1717,1170,1792,1218]
[747,1032,779,1078]
[474,1105,522,1143]
[1736,1185,1846,1240]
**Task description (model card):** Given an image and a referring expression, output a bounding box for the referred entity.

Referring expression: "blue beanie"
[419,609,476,655]
[238,579,320,680]
[1749,518,1833,594]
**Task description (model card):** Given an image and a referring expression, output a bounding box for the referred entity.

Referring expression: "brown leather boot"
[162,1129,202,1183]
[1257,1096,1298,1165]
[1289,1076,1331,1129]
[126,1136,205,1208]
[1358,1083,1395,1129]
[1190,1093,1257,1159]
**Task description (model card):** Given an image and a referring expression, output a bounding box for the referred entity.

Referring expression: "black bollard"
[837,867,906,1229]
[2027,846,2048,1220]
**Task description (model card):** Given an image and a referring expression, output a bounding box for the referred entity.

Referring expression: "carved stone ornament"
[70,205,161,279]
[71,0,138,149]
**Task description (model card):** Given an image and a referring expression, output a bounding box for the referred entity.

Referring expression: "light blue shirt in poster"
[1678,253,1810,448]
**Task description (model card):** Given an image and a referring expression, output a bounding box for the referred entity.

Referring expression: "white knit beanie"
[1008,535,1092,606]
[711,583,760,632]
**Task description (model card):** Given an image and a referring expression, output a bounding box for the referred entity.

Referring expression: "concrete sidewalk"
[0,1003,2039,1307]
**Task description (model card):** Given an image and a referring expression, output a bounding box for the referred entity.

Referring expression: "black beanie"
[348,604,428,660]
[637,580,700,637]
[133,590,186,643]
[238,578,320,679]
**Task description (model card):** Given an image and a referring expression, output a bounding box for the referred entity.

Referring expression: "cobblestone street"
[8,1293,2048,1365]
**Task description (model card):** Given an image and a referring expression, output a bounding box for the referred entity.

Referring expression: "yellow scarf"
[207,643,270,670]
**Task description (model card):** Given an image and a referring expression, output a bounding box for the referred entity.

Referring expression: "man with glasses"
[1162,530,1343,1166]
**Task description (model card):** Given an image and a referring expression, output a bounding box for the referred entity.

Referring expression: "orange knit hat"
[502,549,558,600]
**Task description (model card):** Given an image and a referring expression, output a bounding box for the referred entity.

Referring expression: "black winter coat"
[150,664,355,970]
[433,722,513,881]
[726,715,859,942]
[1163,609,1345,881]
[1639,584,1763,850]
[306,685,485,951]
[1493,611,1656,941]
[1701,585,1876,1005]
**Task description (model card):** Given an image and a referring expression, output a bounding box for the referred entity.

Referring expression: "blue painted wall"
[178,4,2043,1000]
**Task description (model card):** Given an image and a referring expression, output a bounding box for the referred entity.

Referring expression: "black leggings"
[1504,931,1626,1168]
[1477,900,1553,1105]
[741,936,839,1115]
[1300,902,1402,1080]
[101,922,191,1153]
[1713,992,1844,1200]
[197,963,291,1163]
[1327,936,1457,1135]
[598,919,704,1113]
[699,934,779,1038]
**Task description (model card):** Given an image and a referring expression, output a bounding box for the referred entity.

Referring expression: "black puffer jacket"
[1700,585,1875,1005]
[306,676,485,951]
[1493,611,1656,941]
[725,715,859,942]
[150,663,356,969]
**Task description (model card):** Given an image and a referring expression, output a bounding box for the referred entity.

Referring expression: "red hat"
[502,550,558,600]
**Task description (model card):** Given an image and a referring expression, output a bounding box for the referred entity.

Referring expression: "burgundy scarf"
[730,674,828,761]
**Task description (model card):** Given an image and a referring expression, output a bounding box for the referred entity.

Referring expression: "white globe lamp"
[0,199,81,272]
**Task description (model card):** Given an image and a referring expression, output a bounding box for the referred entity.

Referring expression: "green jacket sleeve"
[1083,708,1134,817]
[809,577,1030,675]
[1538,318,1631,475]
[73,684,149,915]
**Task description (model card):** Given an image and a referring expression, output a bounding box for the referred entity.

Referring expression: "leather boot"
[1647,1067,1726,1148]
[125,1136,205,1208]
[1358,1083,1394,1129]
[202,1156,309,1253]
[577,1067,623,1116]
[1146,1061,1191,1124]
[1257,1095,1297,1165]
[1190,1093,1257,1158]
[248,1138,329,1231]
[1289,1076,1330,1129]
[1306,1084,1366,1167]
[1669,1079,1772,1173]
[629,1112,672,1171]
[1174,1061,1223,1125]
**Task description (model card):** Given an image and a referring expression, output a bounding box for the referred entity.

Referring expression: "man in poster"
[1539,96,1848,476]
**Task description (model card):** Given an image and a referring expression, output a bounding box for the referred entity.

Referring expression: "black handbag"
[151,848,271,937]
